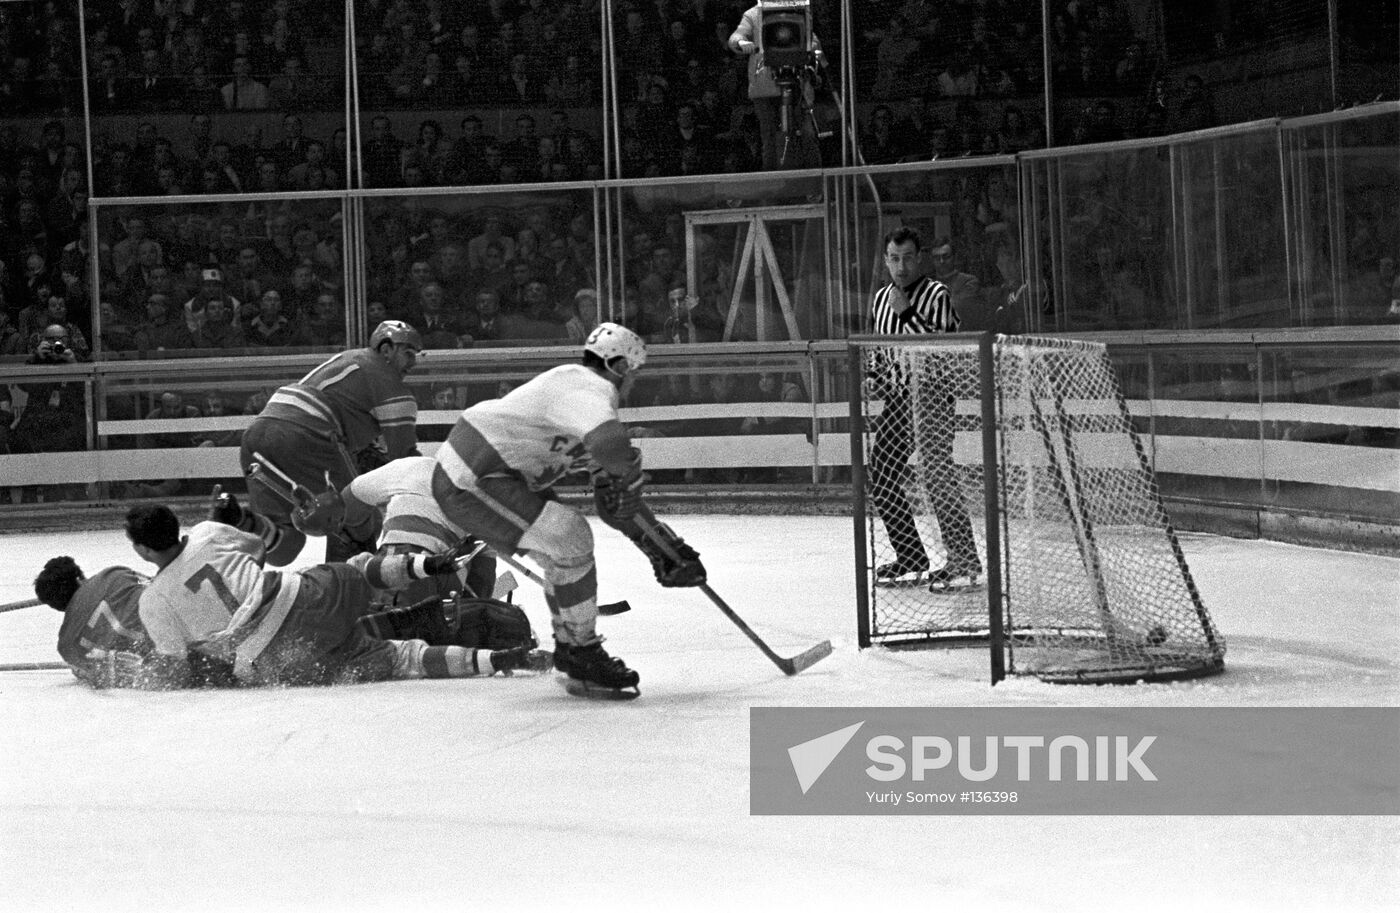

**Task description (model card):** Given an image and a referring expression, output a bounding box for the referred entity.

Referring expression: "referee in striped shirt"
[866,227,981,588]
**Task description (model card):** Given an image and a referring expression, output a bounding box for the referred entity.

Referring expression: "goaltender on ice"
[432,322,707,696]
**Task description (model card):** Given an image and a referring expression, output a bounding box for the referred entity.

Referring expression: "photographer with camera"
[26,297,90,363]
[12,323,89,502]
[728,1,826,172]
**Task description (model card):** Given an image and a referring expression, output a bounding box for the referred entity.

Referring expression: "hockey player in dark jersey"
[32,556,239,688]
[239,320,424,566]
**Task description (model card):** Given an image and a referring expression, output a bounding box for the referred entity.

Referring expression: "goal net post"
[850,333,1226,685]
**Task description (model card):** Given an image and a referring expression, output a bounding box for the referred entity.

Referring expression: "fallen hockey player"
[29,504,550,689]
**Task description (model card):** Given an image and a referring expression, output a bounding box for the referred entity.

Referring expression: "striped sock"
[421,645,484,678]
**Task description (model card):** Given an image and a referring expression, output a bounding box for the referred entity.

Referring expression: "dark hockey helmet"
[370,319,423,352]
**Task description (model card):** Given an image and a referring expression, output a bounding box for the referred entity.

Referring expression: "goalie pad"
[359,596,535,650]
[447,597,536,649]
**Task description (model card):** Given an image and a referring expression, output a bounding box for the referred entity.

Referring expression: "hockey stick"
[494,552,632,616]
[1,597,43,614]
[248,451,326,509]
[0,660,67,672]
[633,515,833,675]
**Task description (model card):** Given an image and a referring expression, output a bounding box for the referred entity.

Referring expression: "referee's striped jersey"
[867,276,960,393]
[869,276,959,335]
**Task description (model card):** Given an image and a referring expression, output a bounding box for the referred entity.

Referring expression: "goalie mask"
[291,486,346,537]
[584,322,647,377]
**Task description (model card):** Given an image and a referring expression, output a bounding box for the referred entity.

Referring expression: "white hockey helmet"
[584,322,647,376]
[369,319,423,352]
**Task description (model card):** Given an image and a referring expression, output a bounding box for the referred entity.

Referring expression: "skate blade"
[927,577,985,595]
[874,575,927,590]
[560,677,641,701]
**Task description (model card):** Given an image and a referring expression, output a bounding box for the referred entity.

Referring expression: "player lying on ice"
[431,322,707,698]
[31,502,548,689]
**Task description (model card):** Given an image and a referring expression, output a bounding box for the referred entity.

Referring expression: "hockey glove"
[637,524,706,588]
[423,537,485,576]
[593,448,646,524]
[208,486,245,527]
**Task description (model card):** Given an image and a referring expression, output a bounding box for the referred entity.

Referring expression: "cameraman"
[728,2,825,171]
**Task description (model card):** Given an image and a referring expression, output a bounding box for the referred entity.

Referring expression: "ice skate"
[927,559,983,592]
[874,559,928,588]
[555,640,640,699]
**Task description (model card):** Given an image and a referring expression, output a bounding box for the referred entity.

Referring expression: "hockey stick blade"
[1,597,43,614]
[780,638,835,675]
[633,514,831,676]
[496,552,630,615]
[698,581,833,676]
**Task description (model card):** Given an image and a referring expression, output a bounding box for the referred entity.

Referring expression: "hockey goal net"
[852,334,1226,684]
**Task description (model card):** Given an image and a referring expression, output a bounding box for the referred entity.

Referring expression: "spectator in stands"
[1075,99,1125,144]
[204,141,245,193]
[183,268,246,338]
[296,291,346,348]
[391,259,436,317]
[566,288,600,345]
[124,390,203,498]
[467,214,515,270]
[110,215,161,280]
[1115,40,1152,95]
[268,56,308,110]
[545,53,595,106]
[129,47,176,112]
[222,56,270,110]
[872,14,921,99]
[470,289,505,343]
[362,115,405,188]
[0,309,23,356]
[860,105,902,165]
[229,245,274,307]
[415,283,471,349]
[12,324,88,498]
[28,295,89,359]
[1173,74,1217,133]
[468,243,510,305]
[200,297,247,350]
[89,53,128,113]
[993,104,1042,153]
[184,64,226,111]
[245,289,296,348]
[97,297,136,355]
[929,236,987,331]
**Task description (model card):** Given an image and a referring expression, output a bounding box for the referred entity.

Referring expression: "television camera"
[759,0,818,87]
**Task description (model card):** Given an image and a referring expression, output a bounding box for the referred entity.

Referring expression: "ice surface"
[2,517,1397,912]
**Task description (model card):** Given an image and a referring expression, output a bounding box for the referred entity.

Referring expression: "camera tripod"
[775,73,818,170]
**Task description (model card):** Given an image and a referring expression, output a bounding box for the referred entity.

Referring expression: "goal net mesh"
[860,335,1226,684]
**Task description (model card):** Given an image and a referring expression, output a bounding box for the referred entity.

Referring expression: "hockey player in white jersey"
[125,504,542,688]
[432,322,706,697]
[337,454,497,605]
